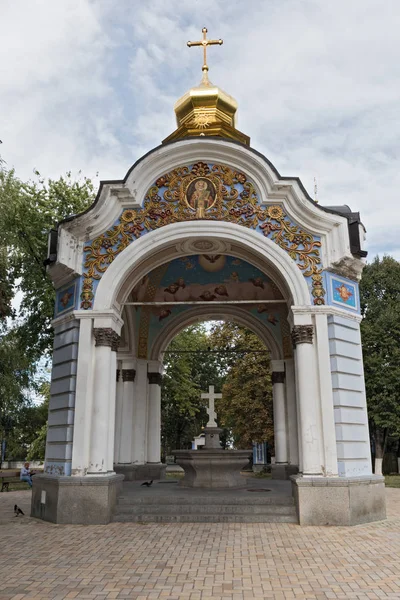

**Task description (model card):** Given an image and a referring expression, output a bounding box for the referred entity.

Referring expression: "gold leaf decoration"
[81,162,324,308]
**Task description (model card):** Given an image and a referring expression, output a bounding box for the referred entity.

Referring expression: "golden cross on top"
[187,27,223,75]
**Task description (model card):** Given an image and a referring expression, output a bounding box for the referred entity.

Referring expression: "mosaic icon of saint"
[186,178,216,217]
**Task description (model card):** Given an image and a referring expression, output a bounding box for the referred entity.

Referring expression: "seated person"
[20,462,35,488]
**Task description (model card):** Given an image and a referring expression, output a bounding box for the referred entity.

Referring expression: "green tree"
[0,167,94,358]
[360,255,400,474]
[209,322,274,449]
[4,381,49,461]
[0,163,94,458]
[161,324,224,456]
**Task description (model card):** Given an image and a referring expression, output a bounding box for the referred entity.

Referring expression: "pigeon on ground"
[14,504,24,516]
[141,480,153,487]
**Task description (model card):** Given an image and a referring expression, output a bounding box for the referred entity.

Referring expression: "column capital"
[111,334,121,352]
[122,369,136,382]
[291,325,314,347]
[148,372,163,386]
[93,327,121,350]
[272,371,286,384]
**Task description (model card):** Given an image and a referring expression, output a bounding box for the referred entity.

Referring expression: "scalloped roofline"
[58,136,357,227]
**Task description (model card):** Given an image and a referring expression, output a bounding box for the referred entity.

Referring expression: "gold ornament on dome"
[81,162,324,309]
[187,27,223,77]
[191,112,214,129]
[163,27,250,145]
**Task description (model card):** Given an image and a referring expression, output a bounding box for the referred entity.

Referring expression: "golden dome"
[162,28,250,146]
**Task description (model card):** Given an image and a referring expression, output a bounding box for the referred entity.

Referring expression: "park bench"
[0,469,43,491]
[0,470,21,492]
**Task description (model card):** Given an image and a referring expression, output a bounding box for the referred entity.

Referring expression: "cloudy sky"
[2,0,400,259]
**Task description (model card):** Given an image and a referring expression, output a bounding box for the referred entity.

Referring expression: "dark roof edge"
[59,137,338,225]
[57,137,366,258]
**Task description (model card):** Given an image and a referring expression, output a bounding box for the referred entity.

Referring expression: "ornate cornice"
[148,372,163,386]
[291,325,314,347]
[80,161,323,310]
[93,328,120,350]
[271,371,285,384]
[122,369,136,382]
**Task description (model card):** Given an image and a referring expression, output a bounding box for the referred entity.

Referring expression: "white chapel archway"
[150,305,283,361]
[93,220,310,313]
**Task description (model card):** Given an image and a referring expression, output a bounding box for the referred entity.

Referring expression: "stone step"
[117,494,294,506]
[115,503,296,516]
[112,512,298,524]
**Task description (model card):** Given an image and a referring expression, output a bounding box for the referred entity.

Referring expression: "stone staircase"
[112,483,298,523]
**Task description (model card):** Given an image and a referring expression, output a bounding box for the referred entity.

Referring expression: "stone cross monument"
[201,385,223,449]
[201,385,222,428]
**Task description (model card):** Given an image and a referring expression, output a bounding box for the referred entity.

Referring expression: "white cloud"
[1,0,399,259]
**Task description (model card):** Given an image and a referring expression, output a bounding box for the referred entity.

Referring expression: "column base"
[291,474,386,526]
[114,463,166,481]
[271,464,299,479]
[31,473,124,524]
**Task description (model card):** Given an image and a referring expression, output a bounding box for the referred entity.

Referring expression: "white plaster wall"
[328,314,372,477]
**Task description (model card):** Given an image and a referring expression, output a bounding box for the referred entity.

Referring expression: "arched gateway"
[32,32,385,525]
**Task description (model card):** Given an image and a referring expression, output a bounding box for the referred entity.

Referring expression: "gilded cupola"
[162,28,250,146]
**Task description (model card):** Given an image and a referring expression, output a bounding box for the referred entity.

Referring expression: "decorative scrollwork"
[81,162,324,308]
[291,325,314,346]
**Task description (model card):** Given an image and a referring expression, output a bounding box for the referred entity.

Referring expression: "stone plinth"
[174,449,251,488]
[271,464,299,480]
[31,473,124,524]
[203,426,223,449]
[114,463,166,482]
[291,474,386,526]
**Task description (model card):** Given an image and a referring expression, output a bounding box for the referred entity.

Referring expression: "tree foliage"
[209,322,273,449]
[0,162,94,459]
[360,255,400,461]
[0,167,94,358]
[161,324,224,456]
[162,322,274,456]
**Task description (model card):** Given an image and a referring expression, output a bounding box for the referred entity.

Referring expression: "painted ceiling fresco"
[131,254,291,359]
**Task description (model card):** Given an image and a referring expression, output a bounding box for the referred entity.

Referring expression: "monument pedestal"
[175,421,251,489]
[174,449,251,488]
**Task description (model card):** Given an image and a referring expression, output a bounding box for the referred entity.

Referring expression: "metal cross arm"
[187,27,223,73]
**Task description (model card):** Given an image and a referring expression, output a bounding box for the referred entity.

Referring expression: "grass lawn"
[385,475,400,488]
[1,481,31,492]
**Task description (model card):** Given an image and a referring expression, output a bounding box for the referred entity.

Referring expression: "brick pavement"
[0,488,400,599]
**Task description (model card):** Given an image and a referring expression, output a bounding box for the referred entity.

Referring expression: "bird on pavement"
[14,504,24,516]
[141,480,153,487]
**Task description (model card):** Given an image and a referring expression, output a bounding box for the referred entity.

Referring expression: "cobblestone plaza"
[1,488,400,599]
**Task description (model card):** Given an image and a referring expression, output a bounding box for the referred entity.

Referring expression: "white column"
[314,313,338,476]
[118,365,136,464]
[294,357,303,473]
[271,360,288,464]
[293,324,322,476]
[285,358,299,466]
[88,328,120,474]
[107,338,119,473]
[131,359,148,464]
[71,317,95,476]
[114,366,123,464]
[147,370,162,463]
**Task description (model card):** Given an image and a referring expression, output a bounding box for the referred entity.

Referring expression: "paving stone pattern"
[1,489,400,599]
